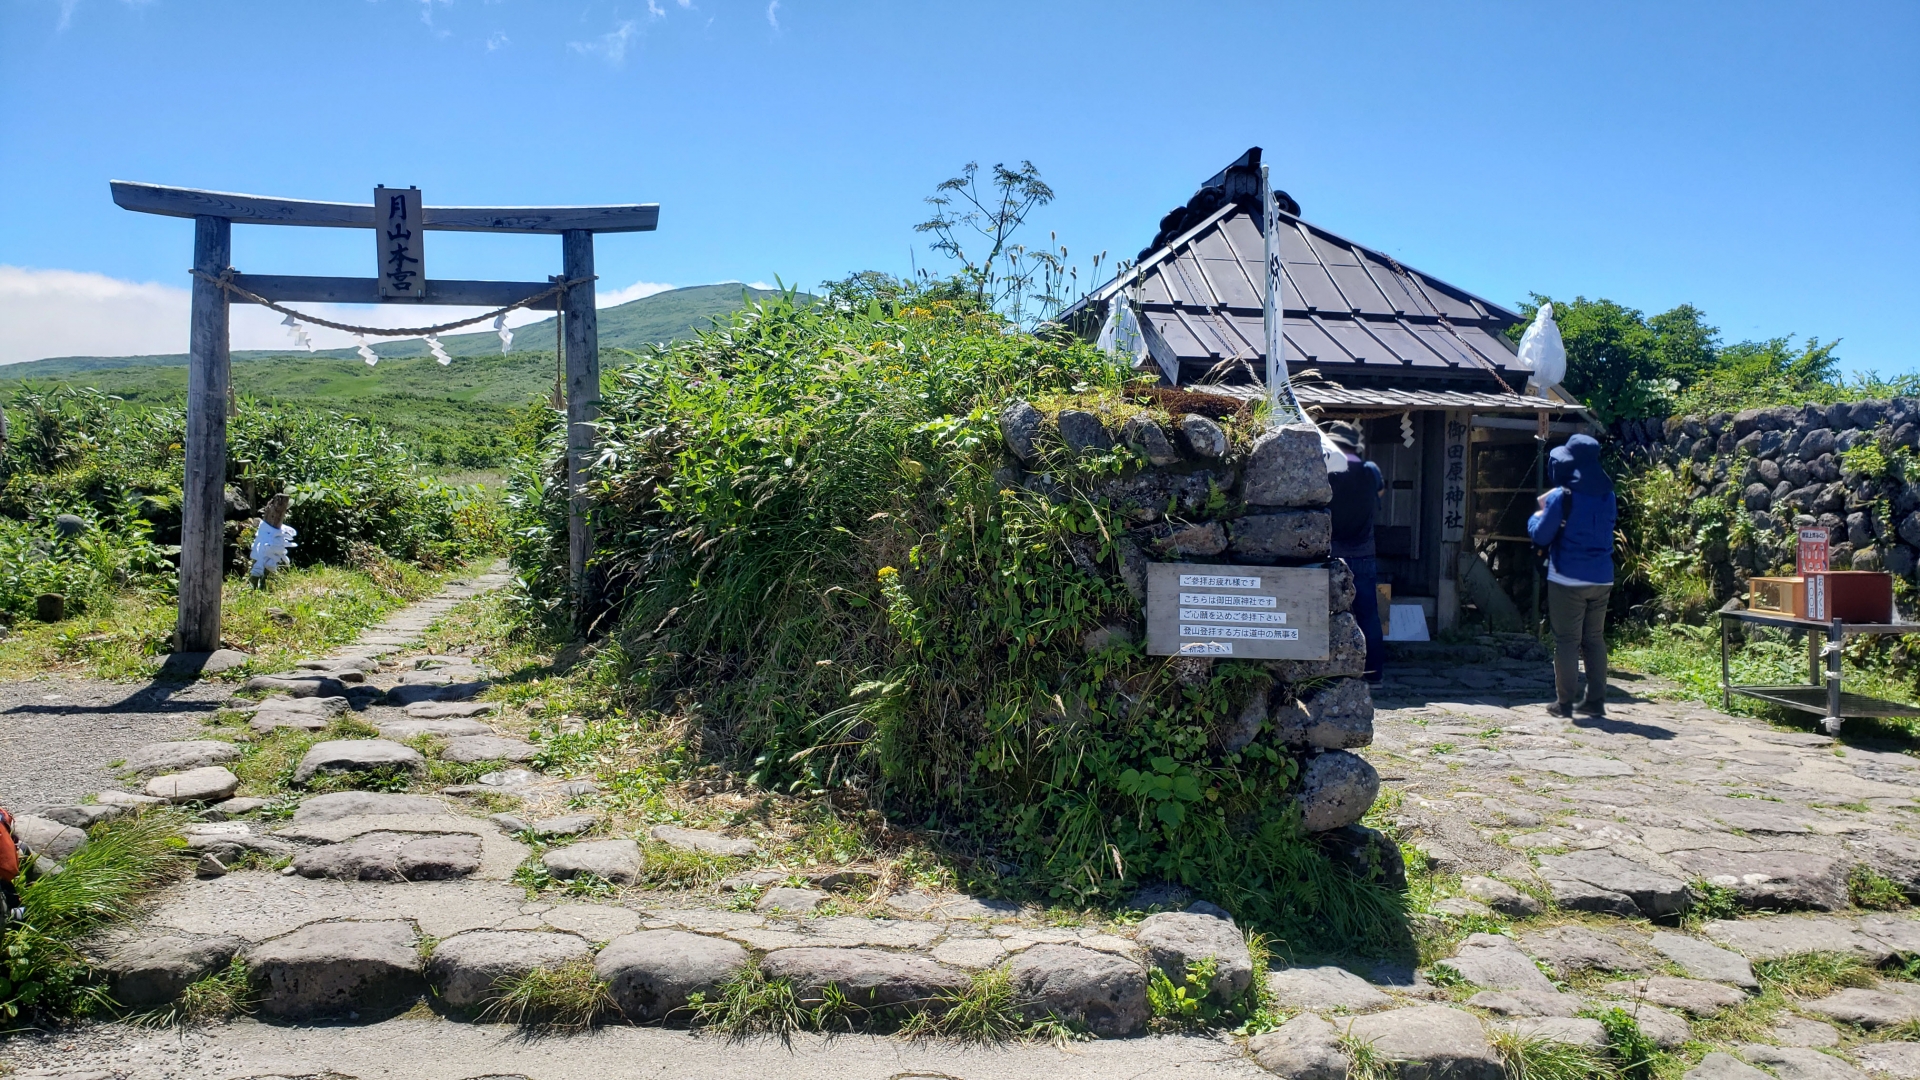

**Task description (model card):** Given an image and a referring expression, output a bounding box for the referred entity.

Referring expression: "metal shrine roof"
[1069,156,1528,389]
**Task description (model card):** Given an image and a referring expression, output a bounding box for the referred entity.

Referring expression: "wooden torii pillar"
[111,182,658,651]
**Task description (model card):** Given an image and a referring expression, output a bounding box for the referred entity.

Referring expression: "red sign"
[1797,528,1830,574]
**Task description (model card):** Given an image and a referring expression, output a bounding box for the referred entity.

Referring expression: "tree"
[1509,295,1723,422]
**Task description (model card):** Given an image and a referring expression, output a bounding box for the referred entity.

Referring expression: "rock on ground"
[756,887,827,914]
[1460,875,1543,917]
[1611,1000,1692,1049]
[293,832,483,882]
[245,920,423,1020]
[1687,1052,1771,1080]
[246,675,349,698]
[1669,848,1851,911]
[1801,986,1920,1028]
[758,947,969,1011]
[1264,965,1393,1013]
[1496,1016,1608,1049]
[1004,945,1148,1038]
[292,791,447,824]
[143,766,239,804]
[377,719,495,740]
[13,814,88,860]
[1737,1044,1872,1080]
[1854,1043,1920,1079]
[1520,925,1646,975]
[1134,910,1252,1003]
[119,740,240,775]
[530,814,597,838]
[292,740,424,783]
[1343,1005,1502,1080]
[426,930,594,1010]
[648,824,759,857]
[404,701,498,719]
[1466,990,1583,1017]
[1249,1012,1347,1080]
[1601,976,1747,1017]
[1440,933,1557,995]
[1650,931,1757,988]
[592,930,749,1024]
[1537,851,1688,918]
[1702,916,1891,961]
[437,736,539,764]
[101,934,246,1007]
[542,839,643,884]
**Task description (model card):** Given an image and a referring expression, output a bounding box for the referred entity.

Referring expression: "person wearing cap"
[1325,421,1385,683]
[1527,434,1617,718]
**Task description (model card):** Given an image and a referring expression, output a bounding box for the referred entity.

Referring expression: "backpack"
[0,808,18,885]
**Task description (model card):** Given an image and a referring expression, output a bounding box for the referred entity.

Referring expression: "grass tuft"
[897,966,1055,1043]
[1849,865,1911,911]
[480,960,613,1030]
[686,965,809,1038]
[1489,1028,1612,1080]
[1755,951,1878,997]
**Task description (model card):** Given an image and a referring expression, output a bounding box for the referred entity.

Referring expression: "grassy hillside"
[1,284,810,468]
[4,282,801,375]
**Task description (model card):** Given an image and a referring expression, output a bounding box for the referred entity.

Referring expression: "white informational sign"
[375,186,425,299]
[1145,563,1329,660]
[1442,409,1468,543]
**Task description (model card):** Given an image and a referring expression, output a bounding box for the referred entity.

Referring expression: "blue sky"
[1,0,1915,370]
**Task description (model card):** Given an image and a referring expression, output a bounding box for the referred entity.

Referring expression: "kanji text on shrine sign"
[375,186,424,298]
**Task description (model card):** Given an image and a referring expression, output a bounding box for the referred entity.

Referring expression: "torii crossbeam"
[112,181,659,652]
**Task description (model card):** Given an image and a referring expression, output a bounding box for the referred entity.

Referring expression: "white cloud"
[486,30,509,51]
[647,0,665,17]
[0,266,549,365]
[598,280,676,307]
[745,281,777,291]
[766,0,779,29]
[570,20,638,63]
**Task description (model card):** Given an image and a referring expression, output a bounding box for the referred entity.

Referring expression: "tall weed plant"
[511,284,1405,952]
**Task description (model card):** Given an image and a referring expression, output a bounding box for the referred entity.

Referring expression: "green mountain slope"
[3,282,801,376]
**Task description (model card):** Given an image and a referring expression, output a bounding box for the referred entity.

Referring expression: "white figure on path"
[249,493,297,587]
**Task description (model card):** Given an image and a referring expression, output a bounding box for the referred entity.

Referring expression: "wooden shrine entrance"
[111,181,659,651]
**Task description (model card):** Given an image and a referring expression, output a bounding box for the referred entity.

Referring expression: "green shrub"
[511,288,1404,951]
[0,385,502,583]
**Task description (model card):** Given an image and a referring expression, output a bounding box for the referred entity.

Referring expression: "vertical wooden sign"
[1442,410,1468,543]
[375,186,424,298]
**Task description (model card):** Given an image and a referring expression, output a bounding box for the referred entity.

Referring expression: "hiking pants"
[1547,582,1610,711]
[1346,556,1384,683]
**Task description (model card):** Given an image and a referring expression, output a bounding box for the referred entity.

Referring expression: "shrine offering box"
[1747,572,1893,622]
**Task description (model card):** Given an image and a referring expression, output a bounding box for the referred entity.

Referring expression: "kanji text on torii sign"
[375,186,424,298]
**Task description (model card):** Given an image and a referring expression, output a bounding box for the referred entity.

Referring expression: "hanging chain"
[190,268,593,338]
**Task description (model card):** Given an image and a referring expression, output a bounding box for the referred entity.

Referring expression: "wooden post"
[178,215,231,652]
[562,229,599,626]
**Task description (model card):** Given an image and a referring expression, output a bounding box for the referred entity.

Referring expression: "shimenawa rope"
[189,268,594,338]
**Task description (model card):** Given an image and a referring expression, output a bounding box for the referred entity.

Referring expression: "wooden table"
[1719,608,1920,733]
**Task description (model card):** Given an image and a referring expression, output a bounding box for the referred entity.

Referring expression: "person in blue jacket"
[1527,434,1617,718]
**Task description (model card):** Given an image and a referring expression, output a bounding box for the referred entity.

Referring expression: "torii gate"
[112,181,658,652]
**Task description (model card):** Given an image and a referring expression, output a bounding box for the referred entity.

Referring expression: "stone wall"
[996,401,1383,853]
[1610,398,1920,603]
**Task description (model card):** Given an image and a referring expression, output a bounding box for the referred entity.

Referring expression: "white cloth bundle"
[249,520,297,577]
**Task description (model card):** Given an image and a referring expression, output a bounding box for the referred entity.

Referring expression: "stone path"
[1354,635,1920,1079]
[18,617,1920,1079]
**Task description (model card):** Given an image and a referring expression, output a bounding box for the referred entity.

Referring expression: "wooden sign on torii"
[112,181,659,652]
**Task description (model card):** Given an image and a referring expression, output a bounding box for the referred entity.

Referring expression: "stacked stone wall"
[1611,398,1920,601]
[996,401,1381,850]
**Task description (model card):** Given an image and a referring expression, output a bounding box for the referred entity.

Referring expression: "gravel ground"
[0,676,232,811]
